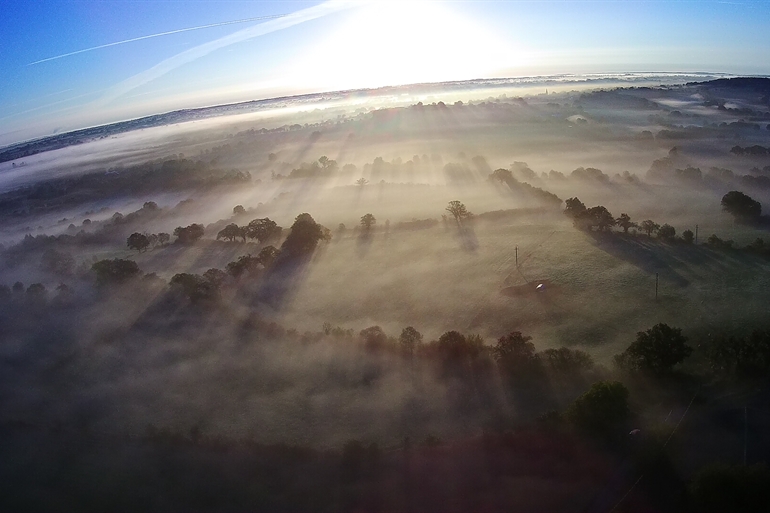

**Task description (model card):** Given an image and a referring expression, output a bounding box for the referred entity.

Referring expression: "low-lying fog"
[2,76,770,450]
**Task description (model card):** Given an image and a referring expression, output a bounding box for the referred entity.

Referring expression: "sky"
[1,0,769,147]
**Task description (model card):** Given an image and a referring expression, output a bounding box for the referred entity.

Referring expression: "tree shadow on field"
[252,253,314,310]
[356,230,374,258]
[586,232,690,287]
[455,225,478,252]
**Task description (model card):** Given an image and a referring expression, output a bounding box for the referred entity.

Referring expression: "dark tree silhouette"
[170,273,219,303]
[657,223,676,240]
[355,177,369,186]
[157,232,170,246]
[173,224,204,244]
[399,326,423,357]
[279,213,326,257]
[127,232,150,252]
[246,218,281,243]
[640,219,660,237]
[257,246,280,267]
[216,223,242,242]
[682,229,694,244]
[585,206,615,231]
[360,213,376,231]
[360,326,387,352]
[91,259,141,285]
[721,190,761,221]
[564,197,586,218]
[445,201,472,226]
[614,323,692,374]
[233,205,246,215]
[615,213,637,233]
[566,381,629,438]
[40,248,75,275]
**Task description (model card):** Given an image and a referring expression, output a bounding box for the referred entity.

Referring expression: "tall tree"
[127,232,150,252]
[614,323,692,374]
[445,200,473,225]
[721,190,761,221]
[360,213,376,231]
[640,220,660,237]
[615,213,637,233]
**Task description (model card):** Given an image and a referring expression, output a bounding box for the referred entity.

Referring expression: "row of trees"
[564,197,690,240]
[216,218,282,243]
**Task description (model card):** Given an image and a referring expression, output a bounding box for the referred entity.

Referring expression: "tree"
[585,206,615,231]
[246,218,281,243]
[355,177,369,186]
[143,201,158,211]
[127,232,150,252]
[436,331,484,377]
[216,223,242,242]
[540,347,594,374]
[616,213,637,233]
[157,233,170,246]
[360,326,387,352]
[40,248,75,275]
[564,197,586,218]
[279,213,327,257]
[26,283,47,304]
[657,223,676,240]
[721,190,761,221]
[233,205,246,215]
[226,254,262,278]
[202,268,227,287]
[492,331,543,384]
[91,259,141,285]
[173,224,204,244]
[360,213,376,231]
[170,273,218,303]
[682,229,694,244]
[445,200,472,226]
[640,219,660,237]
[614,323,692,374]
[566,381,629,438]
[400,326,423,357]
[257,246,279,267]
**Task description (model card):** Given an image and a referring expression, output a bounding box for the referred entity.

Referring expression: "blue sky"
[1,0,769,146]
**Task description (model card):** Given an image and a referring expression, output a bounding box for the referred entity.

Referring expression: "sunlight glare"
[286,1,525,91]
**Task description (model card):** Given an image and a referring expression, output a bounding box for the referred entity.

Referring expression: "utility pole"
[744,405,748,466]
[655,273,659,300]
[695,224,699,244]
[515,246,518,267]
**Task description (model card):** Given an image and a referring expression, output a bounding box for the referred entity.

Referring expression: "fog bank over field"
[2,76,770,511]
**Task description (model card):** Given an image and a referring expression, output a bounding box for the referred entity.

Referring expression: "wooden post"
[655,273,659,300]
[515,246,518,267]
[744,405,748,466]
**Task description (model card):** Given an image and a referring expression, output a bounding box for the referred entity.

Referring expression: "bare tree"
[445,200,472,226]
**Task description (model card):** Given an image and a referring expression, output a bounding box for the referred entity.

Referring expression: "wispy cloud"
[95,0,362,106]
[27,14,289,66]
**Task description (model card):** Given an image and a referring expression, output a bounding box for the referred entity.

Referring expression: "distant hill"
[0,72,736,165]
[691,77,770,91]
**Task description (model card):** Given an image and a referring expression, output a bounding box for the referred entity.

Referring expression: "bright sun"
[284,0,525,91]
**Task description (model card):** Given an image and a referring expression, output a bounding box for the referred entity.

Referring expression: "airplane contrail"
[27,13,290,66]
[94,0,363,106]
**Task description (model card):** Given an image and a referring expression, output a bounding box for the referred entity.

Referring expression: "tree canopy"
[614,323,692,374]
[721,190,761,221]
[445,201,473,225]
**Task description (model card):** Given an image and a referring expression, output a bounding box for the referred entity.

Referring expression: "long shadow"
[585,232,690,287]
[455,224,478,252]
[253,252,314,310]
[356,230,374,258]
